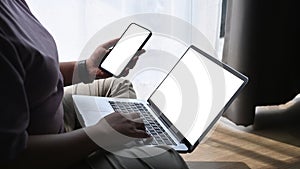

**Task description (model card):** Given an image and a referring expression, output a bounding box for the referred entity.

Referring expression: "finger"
[95,69,112,79]
[132,129,151,138]
[133,120,146,130]
[132,117,143,123]
[101,38,120,49]
[130,112,141,119]
[123,112,140,120]
[121,113,145,130]
[143,137,154,144]
[132,117,145,128]
[90,47,109,65]
[126,49,144,69]
[135,49,146,56]
[127,56,139,69]
[120,67,130,77]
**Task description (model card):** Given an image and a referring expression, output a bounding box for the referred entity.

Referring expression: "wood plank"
[181,118,300,169]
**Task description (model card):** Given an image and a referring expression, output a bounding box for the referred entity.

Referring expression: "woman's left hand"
[85,38,145,79]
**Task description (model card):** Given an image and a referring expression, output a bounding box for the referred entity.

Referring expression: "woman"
[0,1,188,168]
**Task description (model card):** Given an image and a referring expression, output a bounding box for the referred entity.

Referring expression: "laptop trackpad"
[72,95,114,126]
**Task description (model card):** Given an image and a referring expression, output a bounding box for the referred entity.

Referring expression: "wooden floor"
[181,117,300,169]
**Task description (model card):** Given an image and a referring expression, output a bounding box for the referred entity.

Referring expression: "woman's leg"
[87,146,188,169]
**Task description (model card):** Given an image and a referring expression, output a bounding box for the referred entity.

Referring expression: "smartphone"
[100,23,152,77]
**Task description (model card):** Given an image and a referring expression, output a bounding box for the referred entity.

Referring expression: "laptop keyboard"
[109,101,176,146]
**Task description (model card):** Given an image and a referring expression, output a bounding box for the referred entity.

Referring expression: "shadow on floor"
[186,161,250,169]
[251,99,300,147]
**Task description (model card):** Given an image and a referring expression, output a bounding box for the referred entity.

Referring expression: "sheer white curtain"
[26,0,223,62]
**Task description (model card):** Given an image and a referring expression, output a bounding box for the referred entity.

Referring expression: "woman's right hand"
[85,112,151,149]
[100,112,150,138]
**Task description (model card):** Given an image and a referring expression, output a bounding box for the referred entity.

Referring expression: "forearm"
[1,128,99,169]
[59,61,81,86]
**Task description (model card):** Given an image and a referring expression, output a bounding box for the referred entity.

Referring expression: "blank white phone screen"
[101,24,151,76]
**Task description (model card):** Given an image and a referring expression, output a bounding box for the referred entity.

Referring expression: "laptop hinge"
[147,100,185,143]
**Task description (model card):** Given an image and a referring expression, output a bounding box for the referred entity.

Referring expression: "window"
[27,0,224,61]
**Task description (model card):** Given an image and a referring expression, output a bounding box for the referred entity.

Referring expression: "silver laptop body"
[73,45,248,153]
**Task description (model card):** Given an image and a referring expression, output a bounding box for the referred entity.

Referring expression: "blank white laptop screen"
[150,47,245,145]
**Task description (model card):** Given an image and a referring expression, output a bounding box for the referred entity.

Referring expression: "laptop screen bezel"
[147,45,248,153]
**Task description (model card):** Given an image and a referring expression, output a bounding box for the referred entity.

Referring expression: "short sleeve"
[0,35,29,161]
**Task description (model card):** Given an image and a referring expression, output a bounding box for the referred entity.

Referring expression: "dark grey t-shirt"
[0,0,64,160]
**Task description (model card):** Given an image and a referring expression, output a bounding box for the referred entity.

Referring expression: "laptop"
[72,45,248,153]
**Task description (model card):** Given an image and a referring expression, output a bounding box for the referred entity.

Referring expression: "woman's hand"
[85,39,145,79]
[86,112,151,149]
[101,112,150,138]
